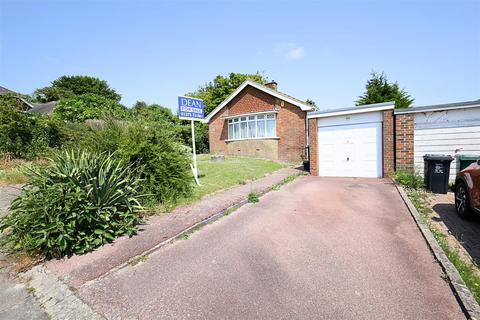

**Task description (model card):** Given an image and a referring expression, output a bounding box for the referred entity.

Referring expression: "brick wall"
[395,113,414,171]
[208,85,307,162]
[208,107,229,155]
[308,118,318,176]
[277,101,307,163]
[228,86,276,116]
[383,110,395,176]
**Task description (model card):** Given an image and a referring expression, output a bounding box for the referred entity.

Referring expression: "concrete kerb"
[85,171,305,287]
[395,183,480,320]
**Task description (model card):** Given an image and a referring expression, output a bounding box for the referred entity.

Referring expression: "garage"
[308,102,395,178]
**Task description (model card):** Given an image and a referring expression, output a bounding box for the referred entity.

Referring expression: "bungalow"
[205,80,313,163]
[0,85,57,114]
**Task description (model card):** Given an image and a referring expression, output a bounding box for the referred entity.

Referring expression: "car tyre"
[455,182,473,219]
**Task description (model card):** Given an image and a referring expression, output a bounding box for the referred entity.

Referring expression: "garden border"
[395,183,480,320]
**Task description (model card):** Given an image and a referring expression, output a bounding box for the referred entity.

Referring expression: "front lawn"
[179,155,286,205]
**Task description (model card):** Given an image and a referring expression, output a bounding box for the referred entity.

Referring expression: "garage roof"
[394,99,480,114]
[307,101,395,119]
[204,79,314,123]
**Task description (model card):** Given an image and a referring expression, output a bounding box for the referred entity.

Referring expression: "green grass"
[404,187,480,304]
[0,159,48,186]
[177,155,285,205]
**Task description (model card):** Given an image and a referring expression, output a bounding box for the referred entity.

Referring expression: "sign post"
[178,96,205,185]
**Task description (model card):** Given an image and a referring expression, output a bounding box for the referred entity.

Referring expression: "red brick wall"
[277,101,307,163]
[383,110,395,176]
[208,85,307,162]
[395,113,414,171]
[208,107,229,155]
[308,118,318,176]
[228,86,276,116]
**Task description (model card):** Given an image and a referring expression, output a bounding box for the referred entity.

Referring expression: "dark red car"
[455,159,480,218]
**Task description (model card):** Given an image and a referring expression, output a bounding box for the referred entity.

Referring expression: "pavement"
[0,185,48,320]
[47,167,301,288]
[77,177,465,320]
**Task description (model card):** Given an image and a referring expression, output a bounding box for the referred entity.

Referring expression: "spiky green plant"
[0,150,144,258]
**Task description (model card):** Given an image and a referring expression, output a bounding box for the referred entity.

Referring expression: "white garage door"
[317,112,383,178]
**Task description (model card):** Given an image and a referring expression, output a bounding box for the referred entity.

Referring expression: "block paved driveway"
[79,177,465,320]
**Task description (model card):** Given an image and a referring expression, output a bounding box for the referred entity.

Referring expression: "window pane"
[234,123,240,139]
[228,124,233,139]
[257,119,265,137]
[248,121,256,138]
[257,114,264,120]
[240,117,246,122]
[248,116,255,121]
[233,118,239,123]
[241,122,248,139]
[266,114,275,119]
[228,119,232,124]
[266,119,275,137]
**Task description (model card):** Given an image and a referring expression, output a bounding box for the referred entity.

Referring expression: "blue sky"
[1,0,479,111]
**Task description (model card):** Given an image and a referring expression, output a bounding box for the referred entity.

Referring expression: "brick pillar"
[308,118,318,176]
[382,110,395,177]
[395,113,414,171]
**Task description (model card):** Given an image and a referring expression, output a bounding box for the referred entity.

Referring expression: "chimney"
[265,80,278,91]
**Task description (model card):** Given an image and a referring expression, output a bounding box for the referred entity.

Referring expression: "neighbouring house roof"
[307,101,395,119]
[0,86,14,95]
[394,99,480,114]
[204,79,314,123]
[0,85,57,114]
[26,101,57,114]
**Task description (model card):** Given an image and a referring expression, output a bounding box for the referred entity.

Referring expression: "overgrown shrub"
[0,150,143,258]
[116,121,193,204]
[392,170,424,190]
[76,120,194,205]
[0,98,66,159]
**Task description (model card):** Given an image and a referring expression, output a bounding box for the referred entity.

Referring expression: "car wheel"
[455,182,473,218]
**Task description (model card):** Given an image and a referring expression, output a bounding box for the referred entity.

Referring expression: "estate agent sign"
[178,96,205,185]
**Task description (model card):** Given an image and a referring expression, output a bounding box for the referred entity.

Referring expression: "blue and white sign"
[178,96,204,120]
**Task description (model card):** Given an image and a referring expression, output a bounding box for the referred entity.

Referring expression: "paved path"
[47,168,301,288]
[78,177,465,319]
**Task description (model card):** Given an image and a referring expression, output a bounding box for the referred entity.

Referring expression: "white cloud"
[276,43,305,61]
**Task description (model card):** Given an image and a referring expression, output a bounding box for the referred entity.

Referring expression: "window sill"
[225,137,280,142]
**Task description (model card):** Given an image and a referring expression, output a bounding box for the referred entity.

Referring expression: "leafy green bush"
[75,120,193,205]
[392,170,424,190]
[115,121,193,204]
[0,97,66,159]
[0,150,143,258]
[53,94,128,122]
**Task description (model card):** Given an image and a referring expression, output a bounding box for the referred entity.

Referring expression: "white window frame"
[227,112,277,141]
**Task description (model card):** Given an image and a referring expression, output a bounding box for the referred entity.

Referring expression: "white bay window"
[227,113,277,140]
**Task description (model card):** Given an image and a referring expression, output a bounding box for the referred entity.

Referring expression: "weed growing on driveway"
[128,255,148,266]
[248,192,259,203]
[179,233,190,240]
[272,174,298,191]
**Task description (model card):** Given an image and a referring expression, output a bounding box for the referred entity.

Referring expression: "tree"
[53,94,127,122]
[305,99,318,110]
[34,75,121,102]
[356,72,414,109]
[187,72,268,115]
[131,101,176,123]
